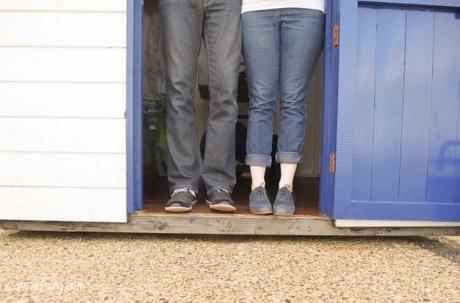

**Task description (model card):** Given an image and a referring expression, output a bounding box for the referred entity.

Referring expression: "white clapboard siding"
[0,153,125,188]
[0,48,126,82]
[0,0,126,12]
[0,118,126,153]
[0,82,126,118]
[0,12,126,47]
[0,187,126,222]
[0,1,128,222]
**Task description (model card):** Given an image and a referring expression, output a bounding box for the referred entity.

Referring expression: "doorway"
[134,0,327,216]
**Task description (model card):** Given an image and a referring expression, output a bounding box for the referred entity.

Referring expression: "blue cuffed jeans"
[159,0,242,195]
[243,8,324,167]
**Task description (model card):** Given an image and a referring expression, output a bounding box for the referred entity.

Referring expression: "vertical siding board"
[456,97,460,201]
[352,7,377,201]
[370,9,406,201]
[454,12,460,202]
[319,0,338,215]
[126,0,135,213]
[426,11,459,202]
[398,11,434,202]
[332,0,357,216]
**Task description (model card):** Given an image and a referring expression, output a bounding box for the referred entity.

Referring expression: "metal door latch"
[333,24,339,48]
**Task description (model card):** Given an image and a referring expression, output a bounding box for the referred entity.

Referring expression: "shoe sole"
[164,200,197,213]
[250,210,273,215]
[207,200,236,213]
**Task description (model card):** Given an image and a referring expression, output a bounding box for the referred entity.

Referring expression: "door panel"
[368,8,406,201]
[427,10,460,202]
[398,10,434,202]
[325,0,460,222]
[352,7,376,202]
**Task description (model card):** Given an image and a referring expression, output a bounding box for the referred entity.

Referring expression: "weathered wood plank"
[0,118,126,153]
[0,12,126,47]
[0,82,126,118]
[0,0,126,12]
[1,213,459,236]
[0,48,126,82]
[0,187,126,222]
[0,153,126,188]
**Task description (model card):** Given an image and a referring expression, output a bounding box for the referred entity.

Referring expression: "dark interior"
[141,0,321,216]
[144,176,320,216]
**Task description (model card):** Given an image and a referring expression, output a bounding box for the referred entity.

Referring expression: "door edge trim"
[335,219,460,227]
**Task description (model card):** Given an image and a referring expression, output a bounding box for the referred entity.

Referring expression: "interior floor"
[143,176,320,216]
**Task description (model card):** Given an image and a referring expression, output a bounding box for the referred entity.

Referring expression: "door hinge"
[329,152,336,175]
[333,24,340,48]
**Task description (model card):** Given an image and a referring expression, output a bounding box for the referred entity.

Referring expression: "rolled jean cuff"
[276,152,302,164]
[245,154,272,167]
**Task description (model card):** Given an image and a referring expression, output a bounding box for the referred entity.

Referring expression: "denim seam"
[204,27,214,106]
[245,153,272,167]
[276,152,302,164]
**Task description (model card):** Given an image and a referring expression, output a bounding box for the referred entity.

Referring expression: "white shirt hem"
[242,1,325,14]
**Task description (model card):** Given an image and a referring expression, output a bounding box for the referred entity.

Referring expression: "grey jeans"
[159,0,242,195]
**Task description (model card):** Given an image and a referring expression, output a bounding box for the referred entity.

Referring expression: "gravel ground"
[0,229,458,303]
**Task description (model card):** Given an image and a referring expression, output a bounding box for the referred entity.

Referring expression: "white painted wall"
[0,0,128,222]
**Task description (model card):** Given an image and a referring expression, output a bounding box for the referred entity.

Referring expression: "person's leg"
[279,163,297,189]
[277,8,324,187]
[250,166,266,190]
[243,10,280,189]
[201,0,242,197]
[243,10,280,215]
[199,0,242,212]
[159,0,204,195]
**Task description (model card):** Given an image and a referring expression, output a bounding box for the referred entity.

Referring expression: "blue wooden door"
[322,0,460,222]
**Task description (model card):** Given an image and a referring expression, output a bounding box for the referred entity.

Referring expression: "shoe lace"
[172,188,196,198]
[254,182,265,199]
[279,185,293,199]
[257,188,265,199]
[254,185,266,199]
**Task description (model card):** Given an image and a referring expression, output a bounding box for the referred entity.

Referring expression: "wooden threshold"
[1,212,459,236]
[2,177,458,236]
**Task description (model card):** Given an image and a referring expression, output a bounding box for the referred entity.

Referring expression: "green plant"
[143,91,167,177]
